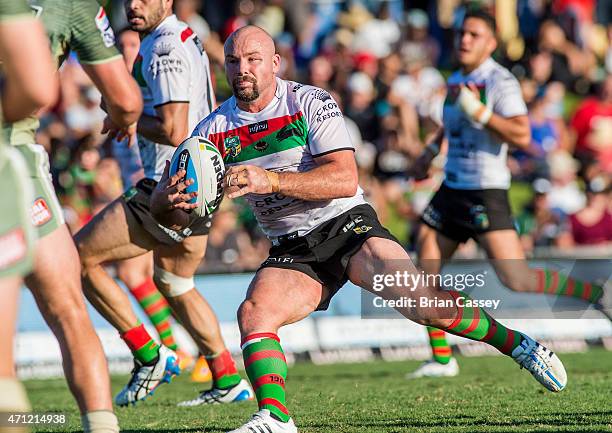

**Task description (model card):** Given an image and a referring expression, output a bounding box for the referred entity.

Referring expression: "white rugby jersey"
[133,14,215,181]
[443,58,527,190]
[192,78,366,238]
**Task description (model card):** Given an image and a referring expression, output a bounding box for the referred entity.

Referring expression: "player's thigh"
[477,229,532,289]
[15,144,64,238]
[347,237,456,323]
[416,223,460,275]
[239,267,325,333]
[348,237,434,299]
[74,198,156,266]
[116,251,154,287]
[153,235,207,278]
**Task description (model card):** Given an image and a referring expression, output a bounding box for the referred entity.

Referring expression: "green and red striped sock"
[129,278,178,350]
[121,323,160,364]
[427,327,452,364]
[533,269,603,303]
[207,350,242,389]
[443,292,522,356]
[242,333,289,422]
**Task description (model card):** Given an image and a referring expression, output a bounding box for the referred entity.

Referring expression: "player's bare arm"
[137,101,190,146]
[459,82,530,149]
[225,149,358,200]
[84,59,142,128]
[0,16,57,121]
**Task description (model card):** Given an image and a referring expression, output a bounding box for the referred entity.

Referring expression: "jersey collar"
[460,57,495,79]
[231,77,285,120]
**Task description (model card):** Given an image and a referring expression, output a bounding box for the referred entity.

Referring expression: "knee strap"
[153,265,194,297]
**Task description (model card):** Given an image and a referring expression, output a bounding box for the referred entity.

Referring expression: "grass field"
[26,348,612,433]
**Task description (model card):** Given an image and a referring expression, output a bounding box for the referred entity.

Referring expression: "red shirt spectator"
[570,75,612,173]
[569,178,612,245]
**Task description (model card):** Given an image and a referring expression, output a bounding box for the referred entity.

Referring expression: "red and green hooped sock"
[427,327,452,364]
[121,323,160,364]
[207,350,242,389]
[534,269,603,303]
[242,333,289,422]
[443,292,522,356]
[129,278,178,351]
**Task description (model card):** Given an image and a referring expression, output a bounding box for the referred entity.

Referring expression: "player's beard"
[233,77,260,102]
[127,0,165,33]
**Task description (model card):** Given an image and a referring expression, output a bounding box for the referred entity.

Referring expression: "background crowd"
[35,0,612,273]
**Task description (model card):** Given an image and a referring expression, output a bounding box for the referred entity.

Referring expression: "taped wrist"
[457,86,492,125]
[266,171,280,193]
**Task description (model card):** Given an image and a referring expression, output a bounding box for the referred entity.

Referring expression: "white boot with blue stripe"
[177,378,253,406]
[511,334,567,392]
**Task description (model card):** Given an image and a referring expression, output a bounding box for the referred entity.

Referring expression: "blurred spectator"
[511,84,571,180]
[205,205,267,272]
[546,150,586,214]
[175,0,224,65]
[391,43,445,130]
[570,74,612,174]
[344,72,379,142]
[308,55,334,91]
[403,9,440,68]
[569,176,612,245]
[275,32,297,80]
[350,3,400,58]
[515,178,573,251]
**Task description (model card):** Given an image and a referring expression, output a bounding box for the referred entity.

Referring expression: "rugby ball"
[169,136,225,217]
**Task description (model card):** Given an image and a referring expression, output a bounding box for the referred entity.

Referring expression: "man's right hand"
[150,161,198,229]
[408,128,445,180]
[407,149,436,181]
[101,117,138,147]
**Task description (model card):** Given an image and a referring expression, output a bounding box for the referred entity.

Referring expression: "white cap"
[347,72,374,94]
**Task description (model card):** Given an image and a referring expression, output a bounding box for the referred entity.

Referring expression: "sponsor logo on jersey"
[248,120,269,134]
[264,256,294,263]
[313,89,332,101]
[353,225,372,234]
[156,223,189,242]
[30,198,52,227]
[314,101,342,123]
[153,42,174,57]
[276,124,302,141]
[154,31,176,39]
[0,228,27,270]
[224,136,241,158]
[148,55,184,77]
[254,141,268,152]
[292,83,304,92]
[95,7,116,48]
[470,205,490,229]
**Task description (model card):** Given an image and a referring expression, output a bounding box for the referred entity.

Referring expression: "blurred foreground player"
[0,1,56,430]
[1,0,143,431]
[75,0,252,407]
[158,25,567,433]
[407,10,608,379]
